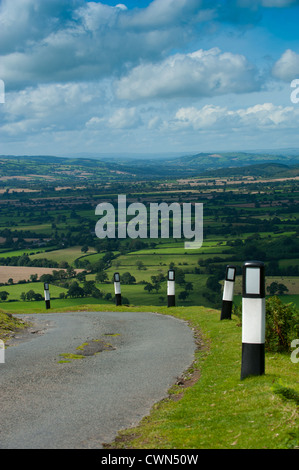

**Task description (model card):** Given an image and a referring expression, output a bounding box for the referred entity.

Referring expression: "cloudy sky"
[0,0,299,157]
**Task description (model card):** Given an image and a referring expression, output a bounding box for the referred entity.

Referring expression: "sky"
[0,0,299,157]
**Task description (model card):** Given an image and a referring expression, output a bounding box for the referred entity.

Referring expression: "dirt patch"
[5,316,53,346]
[170,370,202,402]
[0,266,84,283]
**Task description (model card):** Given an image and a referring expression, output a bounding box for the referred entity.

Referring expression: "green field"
[104,305,299,449]
[30,246,97,264]
[0,155,298,449]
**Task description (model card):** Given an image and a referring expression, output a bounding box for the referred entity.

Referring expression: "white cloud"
[115,4,128,11]
[107,107,142,129]
[0,82,101,136]
[173,102,298,130]
[0,0,203,90]
[124,0,203,28]
[115,48,261,101]
[0,0,282,91]
[272,49,299,82]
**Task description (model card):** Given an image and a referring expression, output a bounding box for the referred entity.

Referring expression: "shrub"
[232,296,299,353]
[265,296,299,353]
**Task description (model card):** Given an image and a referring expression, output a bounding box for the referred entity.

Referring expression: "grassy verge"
[0,309,29,342]
[103,305,299,449]
[0,303,298,449]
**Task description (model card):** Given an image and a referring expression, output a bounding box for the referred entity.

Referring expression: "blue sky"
[0,0,299,157]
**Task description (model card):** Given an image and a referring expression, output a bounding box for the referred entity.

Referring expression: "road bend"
[0,310,196,449]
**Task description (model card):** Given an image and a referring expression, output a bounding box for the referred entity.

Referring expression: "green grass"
[0,247,56,258]
[0,309,29,341]
[30,246,97,264]
[0,296,110,313]
[1,282,67,300]
[1,302,297,449]
[102,305,299,449]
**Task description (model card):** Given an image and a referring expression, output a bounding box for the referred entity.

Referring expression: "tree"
[277,283,289,295]
[178,290,189,301]
[81,244,89,253]
[267,282,289,296]
[136,260,146,270]
[175,268,186,285]
[67,281,85,298]
[26,290,36,301]
[121,272,136,285]
[40,274,54,284]
[83,280,96,295]
[144,282,154,293]
[267,282,279,296]
[185,282,194,292]
[66,265,76,278]
[206,276,221,293]
[20,292,26,301]
[0,291,9,301]
[77,271,87,283]
[95,271,108,283]
[33,293,43,301]
[91,286,103,299]
[150,275,162,292]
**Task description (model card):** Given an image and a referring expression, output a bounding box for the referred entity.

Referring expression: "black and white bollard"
[220,265,236,320]
[44,282,51,309]
[167,269,175,307]
[241,261,266,380]
[113,272,122,306]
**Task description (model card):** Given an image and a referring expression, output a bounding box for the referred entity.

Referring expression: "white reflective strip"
[242,297,265,344]
[167,280,175,296]
[223,280,234,301]
[246,267,260,295]
[227,268,235,281]
[44,291,50,301]
[114,282,121,295]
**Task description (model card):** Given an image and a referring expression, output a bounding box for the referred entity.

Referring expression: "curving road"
[0,311,196,449]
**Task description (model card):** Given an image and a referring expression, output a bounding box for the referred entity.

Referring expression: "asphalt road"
[0,311,196,449]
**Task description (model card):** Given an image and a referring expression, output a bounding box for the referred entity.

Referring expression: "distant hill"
[202,162,299,178]
[0,151,298,182]
[167,151,299,172]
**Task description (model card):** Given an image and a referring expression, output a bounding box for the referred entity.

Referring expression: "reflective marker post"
[44,282,51,309]
[114,272,122,306]
[241,261,265,380]
[167,269,175,307]
[220,265,236,320]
